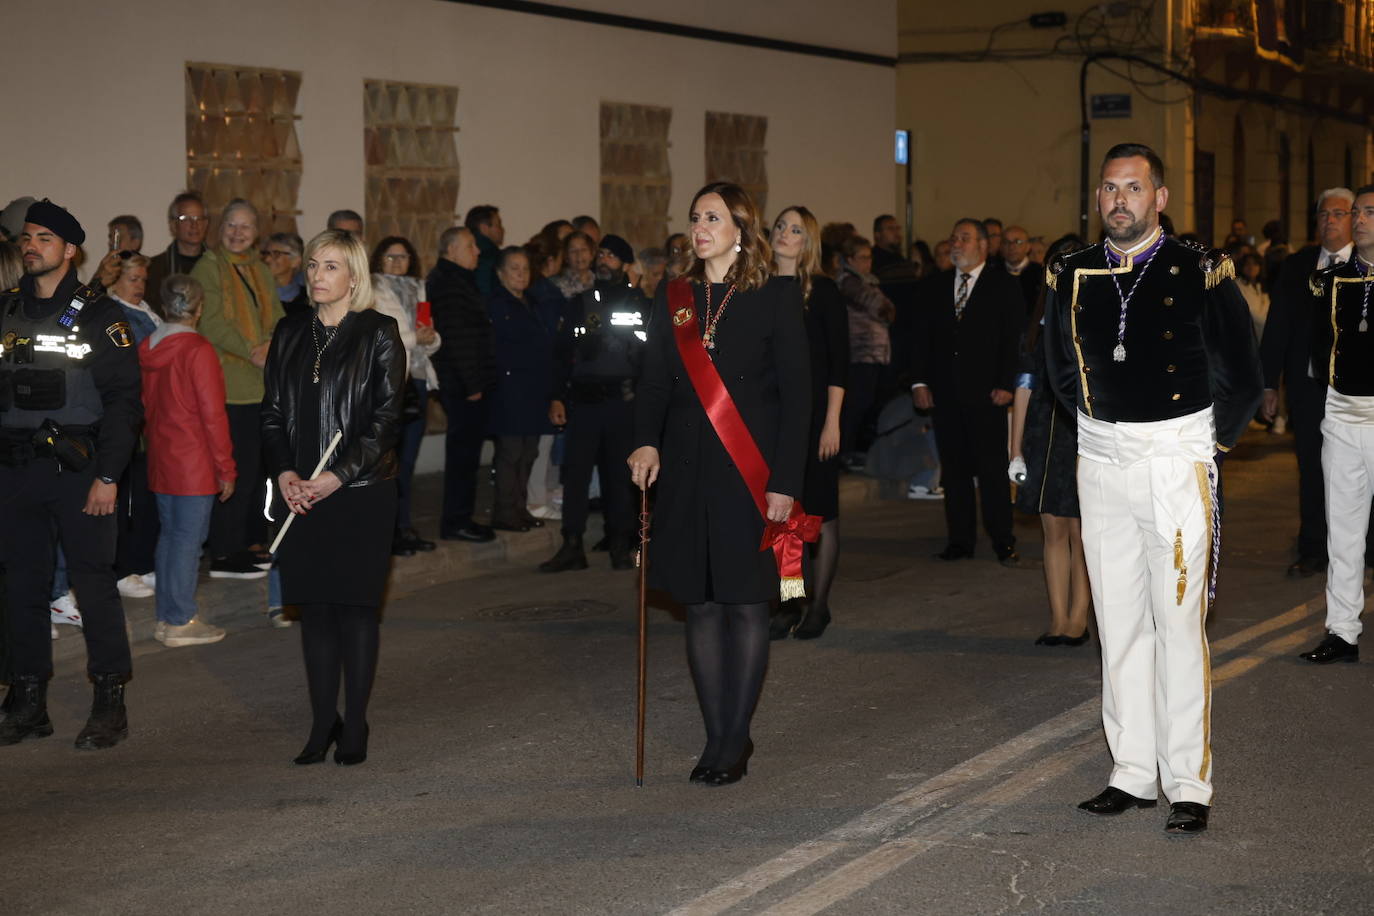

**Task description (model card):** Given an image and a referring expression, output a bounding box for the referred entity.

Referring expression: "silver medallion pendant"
[1112,343,1127,363]
[1361,319,1369,333]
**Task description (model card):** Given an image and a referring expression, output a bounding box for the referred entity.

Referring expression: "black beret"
[598,234,635,265]
[25,199,85,246]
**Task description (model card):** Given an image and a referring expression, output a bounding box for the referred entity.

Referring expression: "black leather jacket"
[261,308,405,487]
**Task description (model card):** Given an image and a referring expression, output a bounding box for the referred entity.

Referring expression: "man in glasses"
[1259,188,1366,578]
[1000,225,1041,315]
[145,191,208,318]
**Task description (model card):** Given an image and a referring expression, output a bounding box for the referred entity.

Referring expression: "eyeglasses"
[1317,209,1352,220]
[1004,239,1028,246]
[383,253,410,261]
[174,214,208,224]
[261,249,293,258]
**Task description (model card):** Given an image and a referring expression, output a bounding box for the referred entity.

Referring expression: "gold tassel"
[779,577,807,601]
[1173,529,1184,570]
[1176,569,1187,605]
[1203,254,1235,289]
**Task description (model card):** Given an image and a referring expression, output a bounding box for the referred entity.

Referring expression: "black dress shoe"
[402,528,436,552]
[793,606,831,640]
[770,604,802,641]
[520,510,546,529]
[703,739,753,787]
[441,524,495,543]
[935,545,973,561]
[1287,556,1327,577]
[1077,786,1157,815]
[1164,801,1209,835]
[490,517,531,532]
[997,550,1025,569]
[1035,633,1064,646]
[391,530,416,557]
[293,718,342,766]
[1299,632,1359,664]
[1061,630,1090,647]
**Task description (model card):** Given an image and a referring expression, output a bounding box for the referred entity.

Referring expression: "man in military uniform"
[0,200,142,749]
[540,234,647,573]
[1298,183,1374,665]
[1044,144,1262,835]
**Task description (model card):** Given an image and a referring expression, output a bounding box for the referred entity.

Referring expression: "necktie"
[954,273,971,320]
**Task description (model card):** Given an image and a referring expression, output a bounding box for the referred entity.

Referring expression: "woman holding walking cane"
[628,182,812,786]
[261,229,406,767]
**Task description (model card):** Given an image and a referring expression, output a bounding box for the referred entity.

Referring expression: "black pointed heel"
[293,718,342,766]
[334,722,370,766]
[703,739,753,787]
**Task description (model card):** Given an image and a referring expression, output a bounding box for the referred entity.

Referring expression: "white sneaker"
[528,504,562,521]
[117,574,155,598]
[51,591,82,627]
[265,607,293,628]
[156,617,226,648]
[907,484,944,500]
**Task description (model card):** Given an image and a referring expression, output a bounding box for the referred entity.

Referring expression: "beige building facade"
[6,0,896,266]
[898,0,1374,248]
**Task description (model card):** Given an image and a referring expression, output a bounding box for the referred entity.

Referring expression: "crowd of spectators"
[0,186,1314,654]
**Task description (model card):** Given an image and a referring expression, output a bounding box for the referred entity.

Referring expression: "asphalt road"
[4,429,1371,915]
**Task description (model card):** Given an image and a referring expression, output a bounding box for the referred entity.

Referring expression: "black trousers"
[561,399,636,540]
[0,460,131,679]
[114,449,158,578]
[933,402,1014,555]
[209,402,265,557]
[492,435,539,523]
[1287,379,1374,561]
[840,363,884,455]
[438,380,488,532]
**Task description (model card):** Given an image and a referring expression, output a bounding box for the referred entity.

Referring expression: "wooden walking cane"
[635,487,650,787]
[268,430,344,555]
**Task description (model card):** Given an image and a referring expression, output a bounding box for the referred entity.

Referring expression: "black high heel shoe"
[1034,633,1064,646]
[690,740,721,783]
[334,722,370,766]
[703,739,753,787]
[1061,630,1090,647]
[293,718,342,766]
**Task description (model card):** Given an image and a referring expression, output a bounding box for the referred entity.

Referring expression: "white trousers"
[1320,416,1374,644]
[1077,408,1216,805]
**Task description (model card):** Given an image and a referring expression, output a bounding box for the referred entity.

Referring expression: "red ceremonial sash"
[666,279,820,599]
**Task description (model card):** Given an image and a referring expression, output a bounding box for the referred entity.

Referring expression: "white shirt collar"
[1322,242,1354,265]
[1105,226,1163,260]
[955,261,986,283]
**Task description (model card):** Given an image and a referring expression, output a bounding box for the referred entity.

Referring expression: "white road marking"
[667,598,1326,916]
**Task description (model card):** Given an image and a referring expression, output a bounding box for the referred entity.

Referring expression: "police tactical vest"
[572,284,646,382]
[0,288,105,430]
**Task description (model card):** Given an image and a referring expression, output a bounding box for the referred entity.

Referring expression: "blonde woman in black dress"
[770,205,847,640]
[628,182,811,786]
[262,229,405,766]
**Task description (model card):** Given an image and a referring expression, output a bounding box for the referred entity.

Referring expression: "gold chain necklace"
[310,316,340,384]
[702,282,736,351]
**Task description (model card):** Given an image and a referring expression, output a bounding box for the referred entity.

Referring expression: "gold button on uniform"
[1163,331,1174,340]
[1171,393,1181,401]
[1074,335,1083,343]
[1170,266,1180,275]
[1167,364,1177,373]
[1163,296,1174,306]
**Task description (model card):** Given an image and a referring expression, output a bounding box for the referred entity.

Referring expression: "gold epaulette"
[1309,263,1340,297]
[1045,246,1090,288]
[1199,249,1235,290]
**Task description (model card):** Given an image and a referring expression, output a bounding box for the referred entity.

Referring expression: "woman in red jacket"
[139,274,237,647]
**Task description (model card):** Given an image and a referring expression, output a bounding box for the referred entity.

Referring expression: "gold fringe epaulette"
[1200,250,1235,290]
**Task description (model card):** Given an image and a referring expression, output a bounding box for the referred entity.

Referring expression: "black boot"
[0,676,53,745]
[539,534,588,573]
[74,673,129,750]
[608,536,635,571]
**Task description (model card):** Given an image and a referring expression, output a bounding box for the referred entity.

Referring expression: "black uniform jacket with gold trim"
[1043,235,1262,450]
[1309,257,1374,396]
[0,266,143,480]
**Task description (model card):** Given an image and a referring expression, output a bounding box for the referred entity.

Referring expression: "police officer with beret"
[1045,144,1262,835]
[540,234,647,572]
[0,200,142,749]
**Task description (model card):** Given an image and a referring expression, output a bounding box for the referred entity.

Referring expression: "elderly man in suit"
[911,218,1024,566]
[1259,188,1362,577]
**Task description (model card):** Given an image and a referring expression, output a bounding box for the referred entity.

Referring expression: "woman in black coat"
[485,246,557,531]
[628,182,811,786]
[261,229,406,767]
[770,205,847,640]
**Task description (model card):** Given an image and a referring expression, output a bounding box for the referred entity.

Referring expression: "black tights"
[810,519,840,613]
[299,604,379,754]
[684,601,770,769]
